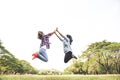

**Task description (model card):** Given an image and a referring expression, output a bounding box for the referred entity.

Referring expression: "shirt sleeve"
[46,33,52,37]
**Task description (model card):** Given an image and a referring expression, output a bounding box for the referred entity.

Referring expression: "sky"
[0,0,120,71]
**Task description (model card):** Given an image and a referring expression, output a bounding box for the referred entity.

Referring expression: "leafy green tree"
[64,60,84,74]
[65,40,120,74]
[81,40,120,74]
[20,60,37,74]
[0,40,16,74]
[0,40,37,74]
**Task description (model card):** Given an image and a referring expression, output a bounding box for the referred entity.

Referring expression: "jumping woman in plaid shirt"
[32,29,56,62]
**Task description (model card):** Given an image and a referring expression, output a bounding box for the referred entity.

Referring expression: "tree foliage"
[0,40,37,74]
[64,40,120,74]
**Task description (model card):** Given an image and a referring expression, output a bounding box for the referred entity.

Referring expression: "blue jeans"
[37,47,48,62]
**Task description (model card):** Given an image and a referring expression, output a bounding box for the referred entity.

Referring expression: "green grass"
[0,74,120,80]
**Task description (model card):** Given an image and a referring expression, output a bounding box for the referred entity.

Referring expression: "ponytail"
[66,34,73,45]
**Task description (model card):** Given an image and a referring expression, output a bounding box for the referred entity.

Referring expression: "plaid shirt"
[40,33,52,49]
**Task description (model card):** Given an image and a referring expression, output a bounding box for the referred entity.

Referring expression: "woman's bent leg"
[37,48,48,62]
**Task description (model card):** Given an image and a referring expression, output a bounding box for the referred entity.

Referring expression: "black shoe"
[72,55,77,59]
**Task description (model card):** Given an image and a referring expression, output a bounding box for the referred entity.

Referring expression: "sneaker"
[32,52,38,60]
[72,55,77,59]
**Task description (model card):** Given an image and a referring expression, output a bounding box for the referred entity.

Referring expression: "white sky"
[0,0,120,71]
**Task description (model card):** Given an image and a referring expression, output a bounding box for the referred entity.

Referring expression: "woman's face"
[38,31,44,39]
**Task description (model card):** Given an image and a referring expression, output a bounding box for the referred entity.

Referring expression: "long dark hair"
[38,31,43,39]
[66,34,73,45]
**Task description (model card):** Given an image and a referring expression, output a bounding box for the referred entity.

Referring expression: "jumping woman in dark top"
[55,28,77,63]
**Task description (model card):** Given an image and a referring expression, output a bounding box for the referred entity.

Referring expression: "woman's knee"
[44,58,48,62]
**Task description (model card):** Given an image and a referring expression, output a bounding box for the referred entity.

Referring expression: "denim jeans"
[37,46,48,62]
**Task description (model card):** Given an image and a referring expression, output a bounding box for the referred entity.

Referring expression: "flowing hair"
[66,34,73,45]
[38,31,43,39]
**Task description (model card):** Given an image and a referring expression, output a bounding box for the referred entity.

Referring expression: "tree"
[65,40,120,74]
[0,40,37,74]
[81,40,120,74]
[20,60,37,74]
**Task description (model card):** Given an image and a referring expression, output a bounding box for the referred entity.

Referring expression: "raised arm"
[56,28,63,37]
[55,32,62,41]
[56,28,67,40]
[50,29,56,36]
[47,29,56,37]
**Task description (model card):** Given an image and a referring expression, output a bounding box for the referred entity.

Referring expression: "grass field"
[0,74,120,80]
